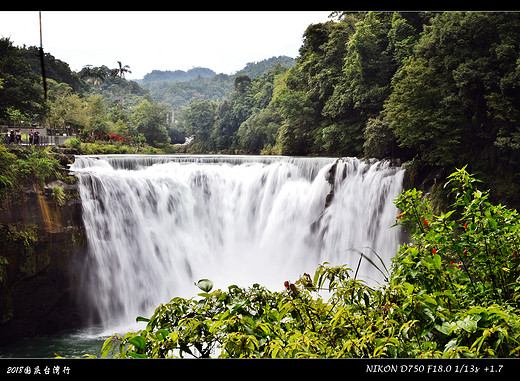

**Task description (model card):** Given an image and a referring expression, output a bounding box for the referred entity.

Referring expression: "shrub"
[64,137,82,150]
[50,185,65,206]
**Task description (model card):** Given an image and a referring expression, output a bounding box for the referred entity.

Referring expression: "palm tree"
[111,61,131,79]
[81,65,106,88]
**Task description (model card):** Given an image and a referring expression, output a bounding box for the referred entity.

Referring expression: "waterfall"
[71,155,405,331]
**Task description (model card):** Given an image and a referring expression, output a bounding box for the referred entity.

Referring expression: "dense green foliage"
[19,46,88,94]
[0,145,63,197]
[0,38,46,121]
[101,168,520,358]
[236,56,296,78]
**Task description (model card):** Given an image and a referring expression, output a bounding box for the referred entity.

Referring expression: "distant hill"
[138,67,216,84]
[140,56,296,109]
[142,74,234,109]
[235,56,295,78]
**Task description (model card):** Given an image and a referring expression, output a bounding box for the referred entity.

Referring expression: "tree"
[385,11,520,175]
[131,100,170,146]
[237,106,282,154]
[5,107,30,126]
[276,16,362,156]
[211,100,235,151]
[229,75,254,131]
[181,99,217,151]
[111,61,131,79]
[0,38,45,120]
[327,12,396,119]
[46,79,88,134]
[273,88,316,155]
[80,65,107,88]
[87,94,110,135]
[385,56,464,167]
[363,116,395,159]
[19,45,86,94]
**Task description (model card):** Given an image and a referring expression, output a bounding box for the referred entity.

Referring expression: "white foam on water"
[71,155,405,333]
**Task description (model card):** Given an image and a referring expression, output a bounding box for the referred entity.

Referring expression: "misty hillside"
[138,67,217,84]
[235,55,296,78]
[139,56,295,109]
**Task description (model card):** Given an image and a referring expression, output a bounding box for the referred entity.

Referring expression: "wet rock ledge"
[0,149,89,344]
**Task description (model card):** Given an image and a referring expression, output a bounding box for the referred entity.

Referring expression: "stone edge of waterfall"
[70,154,404,171]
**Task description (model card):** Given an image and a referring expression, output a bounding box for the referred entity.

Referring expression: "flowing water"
[1,154,405,357]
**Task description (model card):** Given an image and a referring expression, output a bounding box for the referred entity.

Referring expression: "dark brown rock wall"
[0,179,88,343]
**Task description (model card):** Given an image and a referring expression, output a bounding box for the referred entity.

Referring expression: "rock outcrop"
[0,157,88,343]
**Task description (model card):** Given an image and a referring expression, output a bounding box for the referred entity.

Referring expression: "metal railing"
[3,134,71,146]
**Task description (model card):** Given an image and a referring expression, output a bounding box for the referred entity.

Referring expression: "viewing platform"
[1,125,73,146]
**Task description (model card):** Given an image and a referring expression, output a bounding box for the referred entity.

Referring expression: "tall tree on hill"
[112,61,131,79]
[81,65,107,88]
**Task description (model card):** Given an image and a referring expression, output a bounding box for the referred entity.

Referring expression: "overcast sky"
[0,11,333,80]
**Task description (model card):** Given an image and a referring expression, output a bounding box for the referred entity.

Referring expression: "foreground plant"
[102,167,520,358]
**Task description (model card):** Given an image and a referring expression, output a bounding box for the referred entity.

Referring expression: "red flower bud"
[423,219,428,226]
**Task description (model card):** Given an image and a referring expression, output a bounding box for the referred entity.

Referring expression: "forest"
[2,11,520,208]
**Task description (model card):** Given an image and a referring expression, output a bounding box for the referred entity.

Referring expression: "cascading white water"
[71,155,405,332]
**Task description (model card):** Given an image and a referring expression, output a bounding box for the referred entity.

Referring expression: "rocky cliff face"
[0,153,89,343]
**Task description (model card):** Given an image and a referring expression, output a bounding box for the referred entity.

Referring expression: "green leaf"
[422,294,437,306]
[432,254,442,270]
[387,344,397,358]
[444,338,459,353]
[155,329,169,341]
[423,307,436,322]
[136,316,150,323]
[128,352,147,358]
[363,292,371,308]
[101,335,118,358]
[128,336,146,350]
[403,282,414,293]
[436,322,456,335]
[195,279,214,292]
[458,317,478,333]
